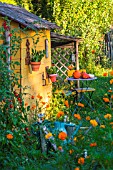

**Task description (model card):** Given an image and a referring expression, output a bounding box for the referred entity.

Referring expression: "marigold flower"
[110,79,113,84]
[110,122,113,125]
[74,137,77,141]
[74,114,81,120]
[58,146,63,151]
[41,101,46,105]
[64,100,69,108]
[111,95,113,99]
[6,134,13,140]
[31,104,36,110]
[103,72,108,76]
[45,133,52,139]
[100,125,105,128]
[46,104,50,108]
[78,102,84,107]
[58,132,67,140]
[37,94,43,99]
[57,111,64,118]
[78,157,85,165]
[90,119,98,127]
[104,114,112,119]
[110,70,113,76]
[86,116,90,121]
[31,95,34,99]
[69,149,74,154]
[74,167,80,170]
[90,142,97,147]
[108,89,112,92]
[103,97,110,102]
[25,102,28,106]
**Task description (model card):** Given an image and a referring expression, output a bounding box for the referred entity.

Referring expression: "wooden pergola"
[51,32,82,70]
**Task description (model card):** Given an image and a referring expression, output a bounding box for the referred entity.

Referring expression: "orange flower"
[78,103,84,107]
[90,119,98,127]
[45,133,52,139]
[58,132,67,140]
[90,142,97,147]
[110,70,113,76]
[86,116,90,121]
[92,50,95,54]
[74,114,81,120]
[31,104,36,110]
[69,149,74,154]
[103,72,108,76]
[37,94,43,99]
[104,114,112,119]
[58,146,63,151]
[110,122,113,125]
[78,157,85,165]
[46,104,50,108]
[103,97,110,102]
[31,95,34,99]
[25,102,28,106]
[6,134,13,140]
[74,168,80,170]
[41,101,46,105]
[57,111,64,118]
[64,100,69,107]
[108,89,112,92]
[110,79,113,84]
[111,95,113,99]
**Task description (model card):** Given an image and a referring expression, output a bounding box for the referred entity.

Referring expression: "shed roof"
[0,2,60,30]
[51,32,82,48]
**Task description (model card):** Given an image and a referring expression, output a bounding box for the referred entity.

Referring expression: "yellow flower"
[100,125,105,128]
[90,119,98,127]
[74,137,77,141]
[69,149,74,154]
[45,133,52,139]
[104,114,112,119]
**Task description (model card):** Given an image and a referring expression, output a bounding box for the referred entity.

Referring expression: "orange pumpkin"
[73,70,81,79]
[81,72,90,79]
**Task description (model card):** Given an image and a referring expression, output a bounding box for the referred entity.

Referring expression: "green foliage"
[47,66,57,74]
[31,48,45,62]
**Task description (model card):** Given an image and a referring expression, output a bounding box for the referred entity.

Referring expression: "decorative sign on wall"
[45,39,49,58]
[25,39,30,65]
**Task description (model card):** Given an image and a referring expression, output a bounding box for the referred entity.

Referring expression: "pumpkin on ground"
[73,70,81,79]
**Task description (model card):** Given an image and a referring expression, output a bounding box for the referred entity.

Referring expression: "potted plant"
[30,48,45,71]
[47,66,57,82]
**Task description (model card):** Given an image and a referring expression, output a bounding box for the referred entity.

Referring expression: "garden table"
[67,77,97,112]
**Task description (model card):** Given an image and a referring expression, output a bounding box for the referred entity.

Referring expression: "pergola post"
[74,41,80,89]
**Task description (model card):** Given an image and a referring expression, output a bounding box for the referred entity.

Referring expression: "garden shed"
[0,2,82,106]
[0,2,60,104]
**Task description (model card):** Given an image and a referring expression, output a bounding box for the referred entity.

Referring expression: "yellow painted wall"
[20,29,52,105]
[0,16,52,108]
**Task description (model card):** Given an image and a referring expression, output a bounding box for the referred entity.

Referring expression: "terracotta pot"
[30,62,41,71]
[49,74,57,82]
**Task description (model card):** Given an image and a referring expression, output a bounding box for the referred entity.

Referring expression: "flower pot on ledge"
[49,74,57,82]
[31,62,41,71]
